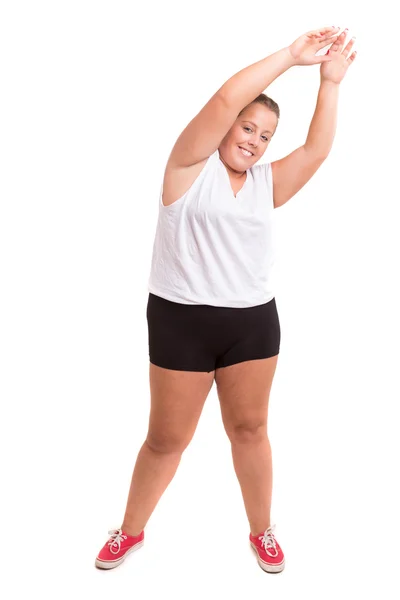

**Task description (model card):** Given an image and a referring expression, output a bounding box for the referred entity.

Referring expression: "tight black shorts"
[146,293,281,372]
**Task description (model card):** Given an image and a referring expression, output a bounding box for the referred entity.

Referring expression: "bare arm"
[271,80,340,209]
[168,48,295,169]
[218,48,295,111]
[168,27,337,168]
[305,80,340,157]
[271,22,360,210]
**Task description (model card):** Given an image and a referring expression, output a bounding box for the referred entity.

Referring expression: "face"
[219,103,278,175]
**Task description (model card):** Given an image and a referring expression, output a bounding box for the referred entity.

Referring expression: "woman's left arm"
[304,80,340,157]
[271,30,357,209]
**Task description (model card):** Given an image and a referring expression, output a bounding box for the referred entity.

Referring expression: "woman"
[95,25,356,573]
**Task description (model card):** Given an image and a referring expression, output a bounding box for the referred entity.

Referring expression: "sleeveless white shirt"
[147,149,276,308]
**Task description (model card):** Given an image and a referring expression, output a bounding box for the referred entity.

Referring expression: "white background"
[1,1,399,598]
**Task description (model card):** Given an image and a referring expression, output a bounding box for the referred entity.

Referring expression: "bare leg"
[215,355,278,536]
[230,435,273,535]
[121,362,214,536]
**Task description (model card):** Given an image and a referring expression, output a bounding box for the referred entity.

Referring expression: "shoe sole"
[250,542,285,573]
[95,540,144,569]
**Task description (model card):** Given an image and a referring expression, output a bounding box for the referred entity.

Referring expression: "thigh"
[147,362,215,453]
[214,355,279,439]
[215,297,281,369]
[147,293,216,372]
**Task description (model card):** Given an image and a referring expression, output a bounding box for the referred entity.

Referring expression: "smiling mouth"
[238,146,254,157]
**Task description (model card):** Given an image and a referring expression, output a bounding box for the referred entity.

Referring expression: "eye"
[243,126,269,142]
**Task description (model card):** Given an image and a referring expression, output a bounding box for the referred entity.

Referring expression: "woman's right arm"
[168,48,295,169]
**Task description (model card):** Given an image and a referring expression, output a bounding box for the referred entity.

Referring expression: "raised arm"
[271,29,357,209]
[168,27,338,169]
[271,81,340,209]
[168,49,295,169]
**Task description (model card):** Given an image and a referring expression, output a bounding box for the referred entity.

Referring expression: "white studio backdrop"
[1,1,399,599]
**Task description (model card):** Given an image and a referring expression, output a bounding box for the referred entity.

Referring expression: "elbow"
[305,145,330,162]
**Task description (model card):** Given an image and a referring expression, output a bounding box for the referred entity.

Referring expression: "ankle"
[250,524,270,537]
[121,523,143,537]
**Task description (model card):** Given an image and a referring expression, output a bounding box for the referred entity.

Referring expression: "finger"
[335,29,349,52]
[318,26,340,38]
[307,32,323,40]
[308,32,338,47]
[317,34,339,48]
[347,50,357,63]
[312,54,334,65]
[343,37,356,58]
[329,32,345,53]
[310,25,339,37]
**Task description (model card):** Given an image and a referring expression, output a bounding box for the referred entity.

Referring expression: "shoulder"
[250,161,273,182]
[161,150,219,208]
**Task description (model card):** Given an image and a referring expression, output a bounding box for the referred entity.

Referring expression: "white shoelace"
[259,524,279,557]
[107,529,127,555]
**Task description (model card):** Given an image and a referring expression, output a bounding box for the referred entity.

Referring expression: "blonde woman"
[95,26,356,573]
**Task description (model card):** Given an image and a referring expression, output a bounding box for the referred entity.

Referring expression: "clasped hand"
[287,26,357,84]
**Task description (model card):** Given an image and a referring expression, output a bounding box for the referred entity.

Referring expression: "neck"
[219,156,246,179]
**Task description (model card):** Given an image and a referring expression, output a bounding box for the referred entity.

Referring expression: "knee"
[227,421,267,444]
[146,431,190,454]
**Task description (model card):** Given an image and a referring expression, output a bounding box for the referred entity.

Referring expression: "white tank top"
[147,149,276,308]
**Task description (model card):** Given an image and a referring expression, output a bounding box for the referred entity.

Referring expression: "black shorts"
[146,293,281,372]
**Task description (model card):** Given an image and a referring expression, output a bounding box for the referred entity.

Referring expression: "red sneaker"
[95,528,144,569]
[249,524,285,573]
